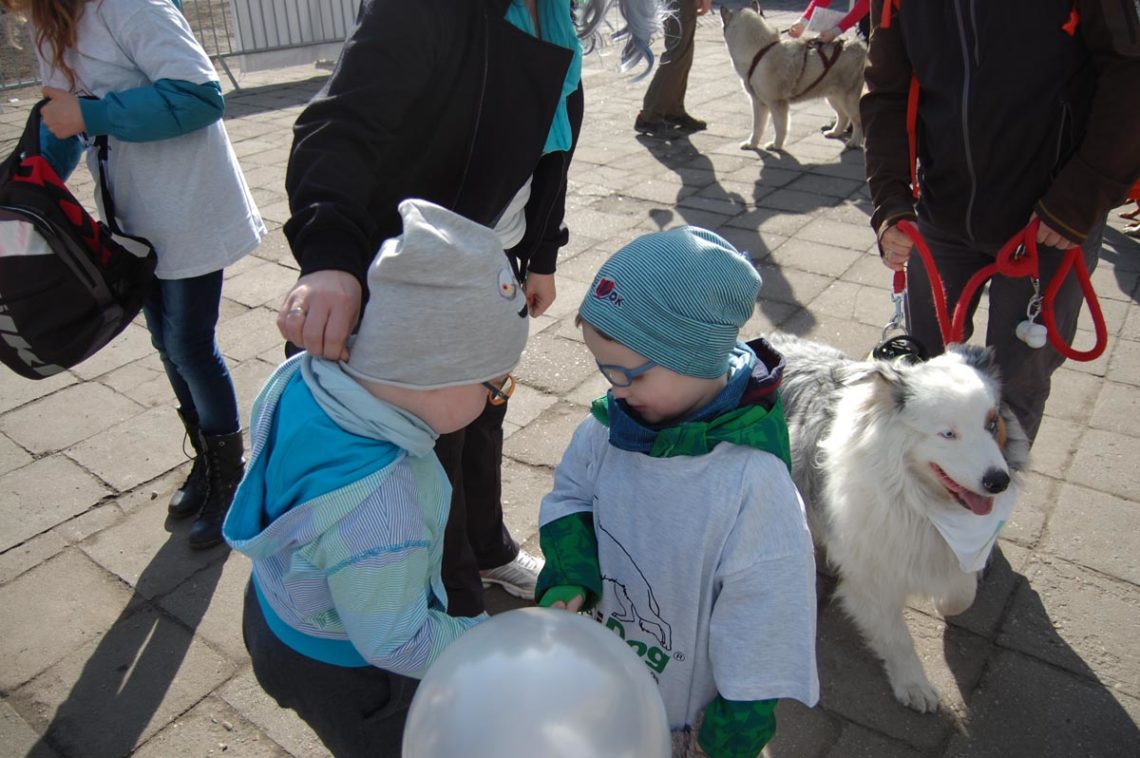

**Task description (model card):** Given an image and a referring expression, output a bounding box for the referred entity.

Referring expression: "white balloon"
[402,607,671,758]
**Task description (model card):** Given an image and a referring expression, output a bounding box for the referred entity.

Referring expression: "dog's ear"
[870,360,909,412]
[719,5,731,25]
[751,0,764,15]
[998,402,1031,473]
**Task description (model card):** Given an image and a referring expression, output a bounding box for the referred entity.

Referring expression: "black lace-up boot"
[169,408,208,519]
[188,430,244,550]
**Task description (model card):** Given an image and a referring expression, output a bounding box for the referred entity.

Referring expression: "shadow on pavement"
[27,529,227,758]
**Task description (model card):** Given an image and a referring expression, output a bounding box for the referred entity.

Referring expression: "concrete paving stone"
[529,313,559,338]
[540,274,592,322]
[133,694,290,758]
[752,261,834,309]
[217,306,288,363]
[780,311,884,359]
[840,250,896,288]
[258,199,293,225]
[759,700,840,758]
[1106,335,1140,386]
[565,207,648,241]
[500,458,556,548]
[67,322,155,381]
[237,163,290,193]
[1120,300,1140,341]
[943,649,1140,758]
[0,369,76,415]
[1042,483,1140,585]
[53,502,126,546]
[8,603,238,758]
[223,253,270,281]
[741,301,802,340]
[1000,555,1140,699]
[756,187,841,215]
[0,456,111,552]
[795,216,878,251]
[112,465,196,516]
[807,280,895,327]
[0,700,61,758]
[727,206,815,237]
[715,225,787,263]
[80,502,230,602]
[503,401,588,470]
[1092,262,1140,303]
[645,204,737,233]
[251,228,297,269]
[64,405,186,493]
[1077,292,1130,337]
[1062,329,1115,377]
[676,190,751,216]
[0,530,67,586]
[218,668,331,758]
[694,178,777,210]
[1026,415,1082,479]
[565,372,611,408]
[814,601,984,749]
[0,381,143,455]
[502,420,521,439]
[767,238,864,279]
[1066,428,1136,502]
[826,198,876,228]
[1089,379,1140,436]
[230,358,279,428]
[249,186,287,210]
[724,163,803,190]
[558,229,604,259]
[821,723,925,758]
[806,154,870,182]
[158,552,252,665]
[1000,470,1057,547]
[242,146,293,169]
[1041,365,1106,426]
[96,354,173,409]
[786,173,865,200]
[555,242,614,285]
[0,548,134,692]
[230,138,279,159]
[504,383,560,430]
[0,431,31,476]
[514,332,597,397]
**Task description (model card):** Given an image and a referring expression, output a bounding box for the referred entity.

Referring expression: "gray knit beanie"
[578,226,761,378]
[343,199,529,389]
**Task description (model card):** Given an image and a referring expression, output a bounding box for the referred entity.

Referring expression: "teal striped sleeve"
[79,79,224,142]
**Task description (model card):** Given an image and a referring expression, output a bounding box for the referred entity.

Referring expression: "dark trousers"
[142,270,240,436]
[435,399,519,617]
[906,221,1102,445]
[641,0,697,120]
[242,582,418,757]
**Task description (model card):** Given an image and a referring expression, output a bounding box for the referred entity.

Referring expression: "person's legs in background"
[143,271,245,549]
[635,0,704,136]
[437,400,543,616]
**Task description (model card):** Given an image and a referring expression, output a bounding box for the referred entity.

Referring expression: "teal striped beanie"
[579,227,761,378]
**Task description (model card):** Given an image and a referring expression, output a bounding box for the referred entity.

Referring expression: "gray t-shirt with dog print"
[540,417,820,732]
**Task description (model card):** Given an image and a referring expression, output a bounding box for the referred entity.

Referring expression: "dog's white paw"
[764,141,785,152]
[823,128,845,138]
[740,140,761,151]
[891,674,941,713]
[843,137,864,151]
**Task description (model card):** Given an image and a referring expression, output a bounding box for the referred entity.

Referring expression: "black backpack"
[0,99,156,380]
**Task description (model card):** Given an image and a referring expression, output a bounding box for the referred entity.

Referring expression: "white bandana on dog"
[927,491,1017,572]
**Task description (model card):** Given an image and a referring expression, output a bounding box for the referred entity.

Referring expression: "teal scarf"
[504,0,583,154]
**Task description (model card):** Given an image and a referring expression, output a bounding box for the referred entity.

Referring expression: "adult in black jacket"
[278,0,664,618]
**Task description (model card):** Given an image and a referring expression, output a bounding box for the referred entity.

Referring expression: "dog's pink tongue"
[960,491,994,516]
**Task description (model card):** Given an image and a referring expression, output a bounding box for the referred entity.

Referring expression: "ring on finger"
[288,305,307,317]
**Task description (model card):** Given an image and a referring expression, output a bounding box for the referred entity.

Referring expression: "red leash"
[893,219,1108,361]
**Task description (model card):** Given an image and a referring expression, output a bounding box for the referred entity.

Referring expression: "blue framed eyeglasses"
[596,359,656,387]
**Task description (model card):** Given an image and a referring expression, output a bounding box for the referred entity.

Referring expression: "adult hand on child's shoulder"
[277,270,362,361]
[41,87,86,139]
[524,272,557,318]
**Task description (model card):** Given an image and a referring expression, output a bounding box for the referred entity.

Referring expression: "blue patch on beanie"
[579,227,762,378]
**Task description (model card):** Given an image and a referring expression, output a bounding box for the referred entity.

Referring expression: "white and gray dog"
[769,333,1030,712]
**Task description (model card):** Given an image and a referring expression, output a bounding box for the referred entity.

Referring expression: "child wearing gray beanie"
[535,226,819,756]
[224,199,528,749]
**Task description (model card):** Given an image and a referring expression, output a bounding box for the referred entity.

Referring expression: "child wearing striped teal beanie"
[535,226,820,757]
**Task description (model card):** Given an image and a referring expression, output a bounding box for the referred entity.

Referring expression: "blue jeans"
[142,271,240,436]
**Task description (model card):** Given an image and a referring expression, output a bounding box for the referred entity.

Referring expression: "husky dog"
[720,3,866,151]
[768,333,1030,712]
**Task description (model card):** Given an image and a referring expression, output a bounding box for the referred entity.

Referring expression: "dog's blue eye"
[940,430,957,440]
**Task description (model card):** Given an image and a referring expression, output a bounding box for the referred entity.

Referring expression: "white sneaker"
[480,549,544,600]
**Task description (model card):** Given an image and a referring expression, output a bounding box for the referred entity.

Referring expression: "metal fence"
[0,0,360,92]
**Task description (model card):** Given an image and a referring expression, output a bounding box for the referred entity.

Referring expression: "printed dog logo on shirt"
[595,521,675,677]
